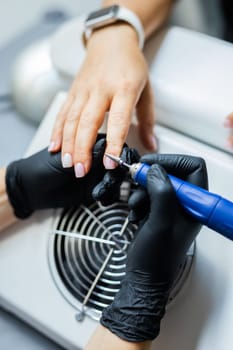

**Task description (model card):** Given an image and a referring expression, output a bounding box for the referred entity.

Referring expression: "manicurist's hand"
[5,135,139,219]
[99,154,208,342]
[49,23,156,177]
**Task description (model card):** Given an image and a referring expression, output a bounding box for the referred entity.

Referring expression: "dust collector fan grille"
[49,201,194,321]
[50,202,137,320]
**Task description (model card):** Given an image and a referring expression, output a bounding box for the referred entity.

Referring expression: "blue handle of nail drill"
[134,163,233,241]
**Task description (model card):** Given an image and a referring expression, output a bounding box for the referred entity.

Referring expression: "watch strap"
[83,5,144,49]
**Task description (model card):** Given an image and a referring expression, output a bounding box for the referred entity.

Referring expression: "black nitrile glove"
[5,135,106,218]
[101,154,208,342]
[93,147,140,206]
[6,134,139,219]
[128,153,209,223]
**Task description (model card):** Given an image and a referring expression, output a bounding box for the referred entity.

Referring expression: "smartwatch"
[83,5,144,49]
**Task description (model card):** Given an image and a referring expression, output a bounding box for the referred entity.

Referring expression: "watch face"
[86,5,119,24]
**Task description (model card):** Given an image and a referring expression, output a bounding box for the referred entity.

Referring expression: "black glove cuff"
[6,162,33,219]
[100,279,169,342]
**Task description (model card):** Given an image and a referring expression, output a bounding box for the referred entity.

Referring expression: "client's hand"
[5,134,139,219]
[100,154,208,342]
[49,23,156,177]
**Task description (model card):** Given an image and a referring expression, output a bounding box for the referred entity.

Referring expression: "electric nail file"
[105,154,233,241]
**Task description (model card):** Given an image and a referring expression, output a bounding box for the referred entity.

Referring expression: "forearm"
[85,325,152,350]
[0,168,17,231]
[102,0,174,38]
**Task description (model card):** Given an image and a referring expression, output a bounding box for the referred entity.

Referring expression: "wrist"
[0,168,18,231]
[86,325,151,350]
[86,22,139,49]
[100,279,169,342]
[83,5,144,49]
[0,168,6,191]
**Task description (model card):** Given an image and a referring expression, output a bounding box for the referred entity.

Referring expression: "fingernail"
[62,153,72,168]
[224,119,232,128]
[226,140,233,148]
[150,135,157,150]
[48,141,56,152]
[75,162,85,177]
[104,156,117,169]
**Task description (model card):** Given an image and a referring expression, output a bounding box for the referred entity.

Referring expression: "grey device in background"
[0,10,69,99]
[0,9,69,166]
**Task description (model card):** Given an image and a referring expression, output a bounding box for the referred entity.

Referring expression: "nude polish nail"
[62,153,72,168]
[224,119,232,128]
[104,156,117,169]
[48,141,56,152]
[226,140,233,149]
[150,135,158,150]
[75,163,85,178]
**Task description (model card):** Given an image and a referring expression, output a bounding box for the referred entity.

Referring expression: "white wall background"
[0,0,100,46]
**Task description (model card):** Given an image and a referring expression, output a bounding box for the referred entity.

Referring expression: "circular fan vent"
[48,201,194,321]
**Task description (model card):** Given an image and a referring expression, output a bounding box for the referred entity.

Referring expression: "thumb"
[146,164,176,221]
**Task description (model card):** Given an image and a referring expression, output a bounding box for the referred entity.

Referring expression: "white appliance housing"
[1,25,233,350]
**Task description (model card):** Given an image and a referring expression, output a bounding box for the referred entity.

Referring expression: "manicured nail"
[62,153,72,168]
[104,156,117,169]
[150,135,157,150]
[224,119,232,128]
[48,141,56,152]
[226,140,233,148]
[75,162,85,178]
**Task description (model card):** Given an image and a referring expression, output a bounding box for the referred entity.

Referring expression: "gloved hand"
[92,147,140,206]
[128,153,209,223]
[5,134,139,219]
[100,154,208,342]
